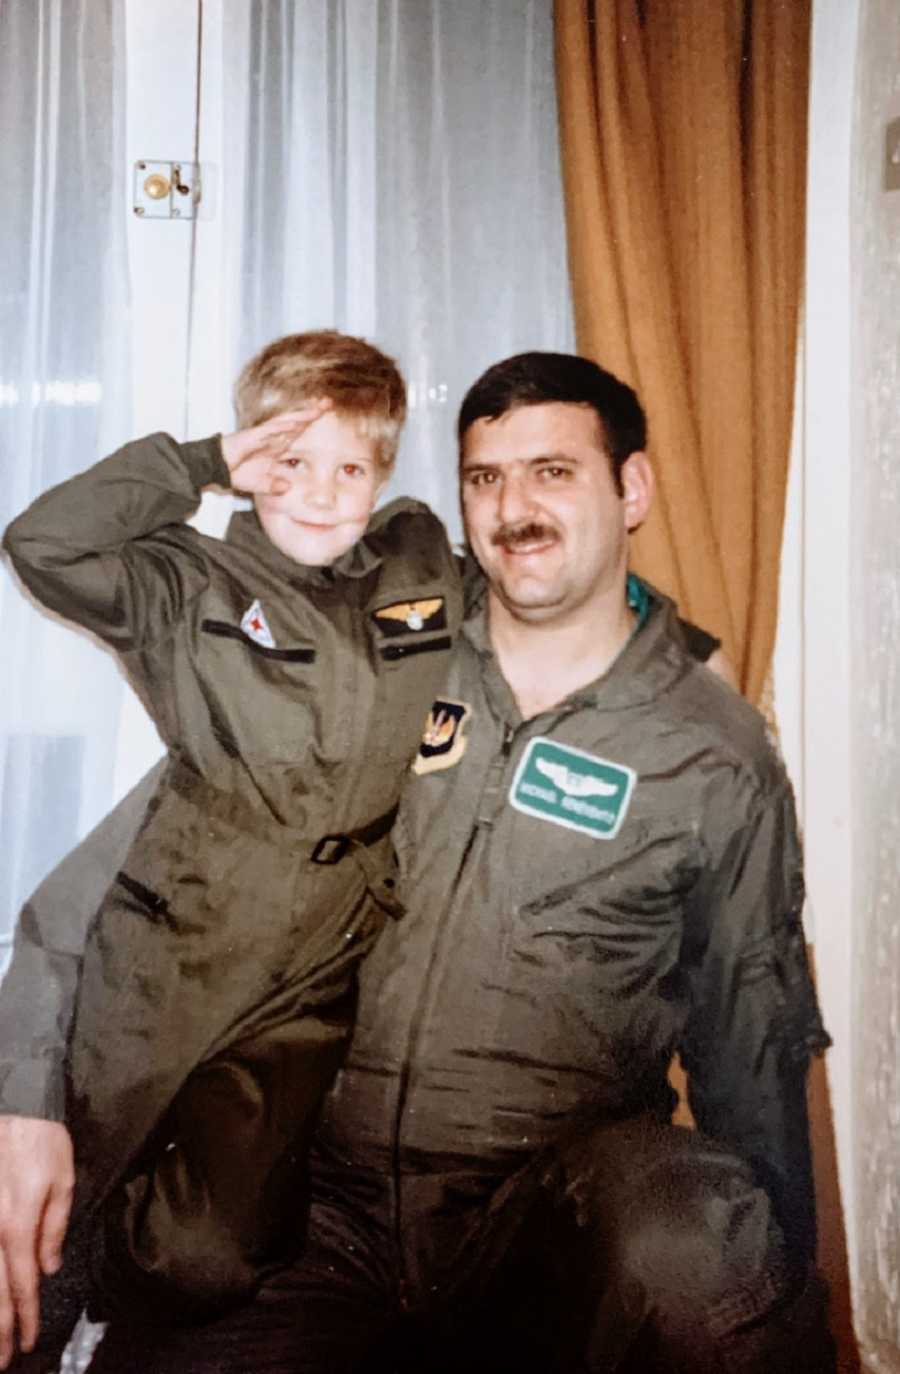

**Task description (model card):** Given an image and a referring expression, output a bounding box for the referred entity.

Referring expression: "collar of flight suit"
[223,497,427,587]
[460,561,691,718]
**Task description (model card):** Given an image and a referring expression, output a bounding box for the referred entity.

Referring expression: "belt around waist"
[166,761,398,864]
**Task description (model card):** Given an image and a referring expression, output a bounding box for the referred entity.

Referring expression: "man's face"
[460,402,651,625]
[254,409,384,566]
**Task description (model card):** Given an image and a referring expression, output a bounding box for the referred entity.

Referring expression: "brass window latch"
[133,160,200,219]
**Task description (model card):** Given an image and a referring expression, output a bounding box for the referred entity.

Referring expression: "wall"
[784,6,900,1363]
[851,0,900,1368]
[799,0,861,1289]
[113,0,238,801]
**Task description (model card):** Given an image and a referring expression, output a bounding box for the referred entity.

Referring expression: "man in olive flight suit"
[0,352,833,1373]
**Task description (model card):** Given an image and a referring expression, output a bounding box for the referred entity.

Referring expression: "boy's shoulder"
[363,498,461,601]
[364,496,450,555]
[366,495,440,530]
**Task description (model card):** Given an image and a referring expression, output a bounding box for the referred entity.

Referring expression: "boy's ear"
[620,452,654,533]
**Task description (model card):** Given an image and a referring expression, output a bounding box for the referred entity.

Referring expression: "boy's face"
[254,410,385,566]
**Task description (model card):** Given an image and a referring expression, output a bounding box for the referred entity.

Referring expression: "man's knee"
[551,1118,821,1369]
[612,1142,786,1317]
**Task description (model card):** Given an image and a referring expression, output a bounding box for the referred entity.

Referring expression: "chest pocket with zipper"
[195,617,321,765]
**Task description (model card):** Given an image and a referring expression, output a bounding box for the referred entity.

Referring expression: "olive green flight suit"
[2,433,462,1323]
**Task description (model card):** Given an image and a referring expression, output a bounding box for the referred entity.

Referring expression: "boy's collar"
[225,507,382,581]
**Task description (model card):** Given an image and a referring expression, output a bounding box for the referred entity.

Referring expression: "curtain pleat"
[554,0,810,701]
[743,0,811,696]
[234,0,574,543]
[0,0,131,947]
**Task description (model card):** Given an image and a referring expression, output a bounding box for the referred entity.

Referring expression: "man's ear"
[620,452,654,532]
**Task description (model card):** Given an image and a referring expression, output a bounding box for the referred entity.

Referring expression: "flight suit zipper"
[344,590,368,792]
[388,719,517,1299]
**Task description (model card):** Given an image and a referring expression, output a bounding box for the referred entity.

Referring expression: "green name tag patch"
[509,737,636,840]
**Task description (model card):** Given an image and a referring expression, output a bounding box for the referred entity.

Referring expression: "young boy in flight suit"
[2,329,462,1356]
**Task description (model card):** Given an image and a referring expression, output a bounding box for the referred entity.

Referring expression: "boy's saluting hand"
[221,400,333,496]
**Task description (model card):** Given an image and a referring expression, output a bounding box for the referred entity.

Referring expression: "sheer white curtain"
[0,0,572,962]
[223,0,574,542]
[0,0,132,961]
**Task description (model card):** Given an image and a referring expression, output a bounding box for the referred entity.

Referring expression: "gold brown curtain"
[554,0,810,702]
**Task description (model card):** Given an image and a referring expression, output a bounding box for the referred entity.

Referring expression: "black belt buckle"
[311,833,351,865]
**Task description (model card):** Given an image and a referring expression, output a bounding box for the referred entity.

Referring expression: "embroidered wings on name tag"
[509,737,636,839]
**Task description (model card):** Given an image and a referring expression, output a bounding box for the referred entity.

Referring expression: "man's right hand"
[0,1117,74,1369]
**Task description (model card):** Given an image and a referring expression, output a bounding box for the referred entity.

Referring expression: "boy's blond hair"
[234,330,406,471]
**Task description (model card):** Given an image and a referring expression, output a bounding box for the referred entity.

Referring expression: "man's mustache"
[491,520,560,550]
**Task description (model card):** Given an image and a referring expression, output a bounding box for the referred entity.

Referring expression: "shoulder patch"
[241,599,276,648]
[509,737,636,839]
[412,698,472,775]
[373,598,446,636]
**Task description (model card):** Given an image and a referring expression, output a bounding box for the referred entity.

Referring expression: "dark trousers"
[86,1116,836,1374]
[94,995,353,1324]
[12,999,353,1372]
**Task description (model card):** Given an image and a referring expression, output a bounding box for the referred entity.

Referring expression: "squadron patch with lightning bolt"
[412,698,472,775]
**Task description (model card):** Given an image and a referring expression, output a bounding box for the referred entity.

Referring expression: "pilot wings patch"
[372,598,446,636]
[509,737,636,839]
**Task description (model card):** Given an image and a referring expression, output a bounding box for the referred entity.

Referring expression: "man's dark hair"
[457,351,647,490]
